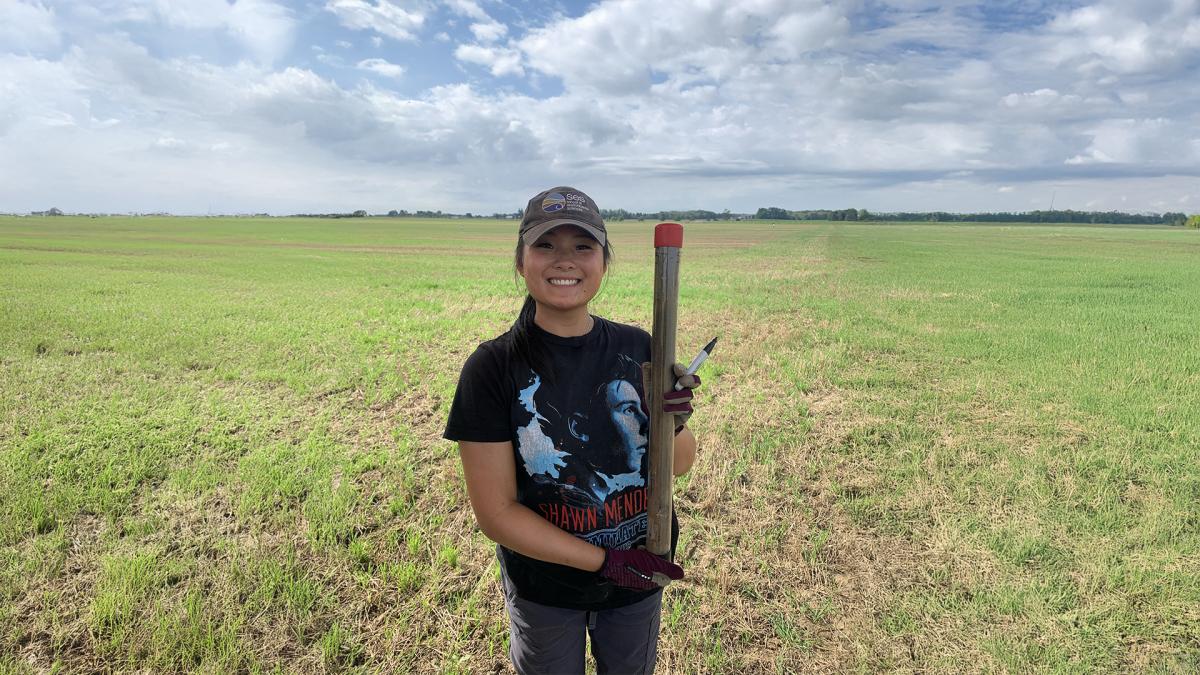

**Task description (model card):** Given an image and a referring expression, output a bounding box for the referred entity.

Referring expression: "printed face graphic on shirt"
[514,357,647,511]
[509,349,652,551]
[604,379,648,474]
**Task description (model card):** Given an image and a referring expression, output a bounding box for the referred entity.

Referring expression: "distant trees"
[754,207,791,220]
[288,210,368,218]
[601,208,726,221]
[752,207,1191,226]
[888,209,1188,225]
[282,207,1197,227]
[380,210,513,219]
[755,207,861,221]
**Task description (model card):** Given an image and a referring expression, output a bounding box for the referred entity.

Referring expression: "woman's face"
[604,379,648,473]
[518,225,605,315]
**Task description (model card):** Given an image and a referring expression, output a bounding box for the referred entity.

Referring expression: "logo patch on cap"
[542,192,566,213]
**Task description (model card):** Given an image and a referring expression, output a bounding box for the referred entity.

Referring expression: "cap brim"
[521,219,606,246]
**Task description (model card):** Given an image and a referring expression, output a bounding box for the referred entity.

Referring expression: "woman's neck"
[533,305,594,337]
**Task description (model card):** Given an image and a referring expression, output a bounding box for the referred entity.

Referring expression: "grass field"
[1,215,1198,673]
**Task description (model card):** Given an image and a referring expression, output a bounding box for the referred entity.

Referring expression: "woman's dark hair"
[510,233,614,382]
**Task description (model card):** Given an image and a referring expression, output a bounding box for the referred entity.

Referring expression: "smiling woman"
[442,186,701,674]
[516,225,605,317]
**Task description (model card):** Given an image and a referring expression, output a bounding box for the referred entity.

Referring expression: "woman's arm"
[458,440,606,572]
[673,427,697,476]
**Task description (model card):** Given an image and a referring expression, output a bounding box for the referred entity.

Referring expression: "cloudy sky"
[2,0,1198,215]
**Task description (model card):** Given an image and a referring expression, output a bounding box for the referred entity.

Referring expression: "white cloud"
[0,37,544,213]
[139,0,231,30]
[0,1,62,54]
[226,0,296,64]
[1003,88,1063,107]
[357,57,405,79]
[507,0,1200,183]
[470,20,507,43]
[1065,118,1195,166]
[768,4,850,58]
[0,53,95,134]
[999,88,1088,122]
[444,0,488,21]
[150,134,235,156]
[59,0,296,64]
[1041,1,1200,75]
[153,136,186,149]
[1118,91,1149,105]
[325,0,426,42]
[455,44,523,77]
[518,0,861,95]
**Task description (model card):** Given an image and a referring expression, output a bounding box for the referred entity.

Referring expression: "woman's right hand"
[663,363,700,429]
[599,548,684,590]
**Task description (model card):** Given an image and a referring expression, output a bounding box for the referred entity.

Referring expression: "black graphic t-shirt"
[444,316,677,610]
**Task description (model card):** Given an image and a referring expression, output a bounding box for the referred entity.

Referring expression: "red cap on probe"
[654,222,683,248]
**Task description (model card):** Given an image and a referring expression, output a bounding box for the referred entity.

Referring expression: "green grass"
[1,215,1198,673]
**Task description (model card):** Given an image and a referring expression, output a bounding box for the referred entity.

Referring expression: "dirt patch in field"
[369,388,445,442]
[10,513,107,673]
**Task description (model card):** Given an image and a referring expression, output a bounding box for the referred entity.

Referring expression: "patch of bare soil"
[12,513,106,674]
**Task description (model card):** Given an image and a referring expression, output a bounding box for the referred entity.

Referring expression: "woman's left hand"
[663,363,700,430]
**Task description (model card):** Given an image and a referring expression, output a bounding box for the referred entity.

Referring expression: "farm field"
[1,216,1198,673]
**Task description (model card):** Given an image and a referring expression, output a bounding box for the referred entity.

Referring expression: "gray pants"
[501,570,663,674]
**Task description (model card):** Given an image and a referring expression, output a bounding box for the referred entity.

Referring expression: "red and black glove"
[664,363,700,432]
[600,548,684,591]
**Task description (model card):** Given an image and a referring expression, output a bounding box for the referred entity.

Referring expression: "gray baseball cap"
[519,186,607,246]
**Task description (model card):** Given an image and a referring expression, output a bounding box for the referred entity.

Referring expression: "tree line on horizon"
[14,207,1196,228]
[376,206,1194,226]
[753,207,1192,226]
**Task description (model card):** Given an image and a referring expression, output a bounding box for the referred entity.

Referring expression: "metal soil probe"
[646,222,682,557]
